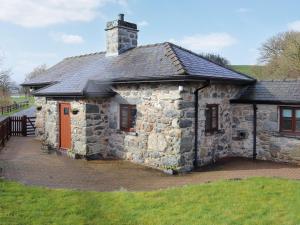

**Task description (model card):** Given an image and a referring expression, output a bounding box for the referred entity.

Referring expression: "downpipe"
[194,81,210,168]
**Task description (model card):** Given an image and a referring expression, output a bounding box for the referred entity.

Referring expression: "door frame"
[59,102,72,150]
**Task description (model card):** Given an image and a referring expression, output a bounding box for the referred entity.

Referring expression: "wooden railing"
[0,101,29,115]
[0,116,36,149]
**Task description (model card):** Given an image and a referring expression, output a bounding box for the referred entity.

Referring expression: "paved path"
[0,106,36,122]
[1,137,300,192]
[11,106,36,117]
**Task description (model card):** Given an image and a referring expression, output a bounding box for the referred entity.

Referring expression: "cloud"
[51,32,84,44]
[138,20,149,27]
[288,20,300,31]
[170,33,237,52]
[0,0,128,28]
[236,8,251,13]
[5,51,59,83]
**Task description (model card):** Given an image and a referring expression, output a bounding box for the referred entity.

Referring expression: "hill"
[231,65,264,79]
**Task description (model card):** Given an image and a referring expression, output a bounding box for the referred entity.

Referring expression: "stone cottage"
[23,14,300,173]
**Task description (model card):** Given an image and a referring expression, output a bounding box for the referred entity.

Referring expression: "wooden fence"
[0,116,36,148]
[0,117,10,147]
[0,101,29,115]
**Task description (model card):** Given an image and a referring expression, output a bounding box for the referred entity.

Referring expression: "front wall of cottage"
[232,104,300,164]
[107,83,192,171]
[37,98,109,158]
[35,83,300,172]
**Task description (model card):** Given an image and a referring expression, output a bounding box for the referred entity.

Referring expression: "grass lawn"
[0,177,300,225]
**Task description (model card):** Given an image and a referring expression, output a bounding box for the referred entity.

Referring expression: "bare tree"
[259,31,300,79]
[0,57,12,96]
[25,64,47,81]
[200,53,230,67]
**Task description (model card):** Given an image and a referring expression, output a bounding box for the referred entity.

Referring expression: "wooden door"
[59,103,71,149]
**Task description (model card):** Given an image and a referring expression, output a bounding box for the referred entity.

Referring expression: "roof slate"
[25,42,255,96]
[231,80,300,104]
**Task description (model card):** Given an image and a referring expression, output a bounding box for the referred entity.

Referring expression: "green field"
[231,65,265,79]
[1,177,300,225]
[0,96,34,116]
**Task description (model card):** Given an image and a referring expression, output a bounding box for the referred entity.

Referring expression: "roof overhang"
[230,99,300,105]
[91,75,255,85]
[21,82,54,87]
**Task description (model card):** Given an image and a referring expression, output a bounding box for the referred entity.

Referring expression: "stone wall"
[38,98,108,158]
[34,97,46,139]
[182,84,242,166]
[43,100,59,150]
[107,83,193,172]
[106,25,138,56]
[232,104,300,164]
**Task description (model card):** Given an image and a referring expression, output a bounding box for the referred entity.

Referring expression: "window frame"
[205,104,219,134]
[279,106,300,134]
[119,104,137,132]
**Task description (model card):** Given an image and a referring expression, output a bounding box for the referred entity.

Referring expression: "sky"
[0,0,300,84]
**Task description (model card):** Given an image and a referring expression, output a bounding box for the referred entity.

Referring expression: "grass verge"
[0,177,300,225]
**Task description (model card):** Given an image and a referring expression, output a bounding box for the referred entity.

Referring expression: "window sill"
[275,132,300,139]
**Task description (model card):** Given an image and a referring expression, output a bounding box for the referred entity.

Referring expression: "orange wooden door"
[59,103,71,149]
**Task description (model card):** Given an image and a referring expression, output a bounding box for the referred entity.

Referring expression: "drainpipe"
[194,81,210,168]
[253,103,257,160]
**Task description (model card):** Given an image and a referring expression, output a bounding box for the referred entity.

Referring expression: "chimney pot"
[118,14,124,21]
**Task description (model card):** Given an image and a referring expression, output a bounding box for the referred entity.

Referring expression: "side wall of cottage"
[34,97,47,139]
[231,104,300,164]
[182,84,242,166]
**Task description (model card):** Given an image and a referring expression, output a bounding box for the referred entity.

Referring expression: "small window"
[120,104,137,131]
[64,108,69,115]
[280,107,300,134]
[205,104,218,133]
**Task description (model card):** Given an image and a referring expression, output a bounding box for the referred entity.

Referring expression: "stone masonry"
[107,83,192,172]
[105,14,138,56]
[35,83,300,173]
[232,104,300,164]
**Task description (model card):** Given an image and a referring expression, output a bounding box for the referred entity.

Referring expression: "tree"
[25,64,47,81]
[0,57,12,96]
[200,53,230,67]
[259,31,300,79]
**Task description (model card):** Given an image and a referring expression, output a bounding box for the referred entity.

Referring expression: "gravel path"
[1,136,300,192]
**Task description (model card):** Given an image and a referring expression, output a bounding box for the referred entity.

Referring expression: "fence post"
[8,117,11,137]
[22,116,27,136]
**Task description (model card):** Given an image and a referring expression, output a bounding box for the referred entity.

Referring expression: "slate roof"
[231,80,300,104]
[23,42,255,96]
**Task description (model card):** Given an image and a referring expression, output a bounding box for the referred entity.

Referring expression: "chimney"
[105,14,139,56]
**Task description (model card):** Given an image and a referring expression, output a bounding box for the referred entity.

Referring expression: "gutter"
[194,81,210,168]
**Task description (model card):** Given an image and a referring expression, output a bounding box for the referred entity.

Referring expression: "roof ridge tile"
[64,51,105,60]
[166,42,255,81]
[163,42,187,75]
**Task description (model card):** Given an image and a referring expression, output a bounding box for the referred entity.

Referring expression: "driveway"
[1,137,300,192]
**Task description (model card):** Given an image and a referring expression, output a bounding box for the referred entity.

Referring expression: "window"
[120,104,137,131]
[280,107,300,133]
[205,104,218,133]
[64,108,69,115]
